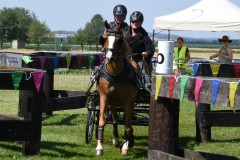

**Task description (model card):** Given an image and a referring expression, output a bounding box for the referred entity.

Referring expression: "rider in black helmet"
[125,11,154,88]
[109,4,129,35]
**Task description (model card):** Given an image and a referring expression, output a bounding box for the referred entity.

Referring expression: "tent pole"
[168,30,170,40]
[152,29,155,42]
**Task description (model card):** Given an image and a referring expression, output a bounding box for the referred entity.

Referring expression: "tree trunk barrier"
[150,71,240,159]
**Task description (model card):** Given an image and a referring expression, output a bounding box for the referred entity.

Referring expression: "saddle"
[87,59,151,93]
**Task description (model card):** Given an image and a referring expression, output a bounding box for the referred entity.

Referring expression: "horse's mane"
[103,20,131,57]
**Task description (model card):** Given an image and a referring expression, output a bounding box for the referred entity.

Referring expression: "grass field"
[0,48,239,159]
[0,73,239,160]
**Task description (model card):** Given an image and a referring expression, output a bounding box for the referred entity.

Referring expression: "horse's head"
[100,21,131,64]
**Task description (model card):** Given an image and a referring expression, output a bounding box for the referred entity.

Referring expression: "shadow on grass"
[0,141,93,158]
[42,114,86,126]
[40,141,93,158]
[179,136,198,150]
[127,135,148,159]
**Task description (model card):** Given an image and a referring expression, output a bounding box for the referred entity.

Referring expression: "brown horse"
[96,21,138,156]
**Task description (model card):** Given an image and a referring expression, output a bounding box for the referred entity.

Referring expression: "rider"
[109,4,128,35]
[125,11,154,88]
[99,5,128,47]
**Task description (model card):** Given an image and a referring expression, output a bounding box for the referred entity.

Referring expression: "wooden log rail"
[151,75,240,109]
[20,52,103,114]
[0,68,44,155]
[193,63,240,142]
[24,51,104,69]
[149,74,240,159]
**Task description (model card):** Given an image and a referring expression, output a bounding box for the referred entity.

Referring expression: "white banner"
[5,53,22,67]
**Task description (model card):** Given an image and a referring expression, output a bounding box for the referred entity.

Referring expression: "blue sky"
[1,0,240,39]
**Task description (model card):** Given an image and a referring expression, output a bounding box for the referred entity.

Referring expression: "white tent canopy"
[153,0,240,32]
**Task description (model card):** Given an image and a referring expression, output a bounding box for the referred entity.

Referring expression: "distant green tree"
[73,14,104,51]
[48,32,55,43]
[0,7,35,45]
[27,20,50,50]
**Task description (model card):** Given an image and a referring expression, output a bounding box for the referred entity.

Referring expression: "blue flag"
[212,80,220,106]
[193,63,199,76]
[54,56,59,69]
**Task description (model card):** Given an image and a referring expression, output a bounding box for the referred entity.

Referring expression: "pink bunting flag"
[32,72,44,92]
[169,76,175,102]
[99,54,104,64]
[77,55,83,68]
[40,56,46,69]
[233,64,240,78]
[194,78,203,107]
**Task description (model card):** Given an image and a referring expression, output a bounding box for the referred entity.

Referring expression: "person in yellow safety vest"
[173,37,191,75]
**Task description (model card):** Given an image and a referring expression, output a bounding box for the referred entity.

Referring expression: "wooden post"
[196,103,211,142]
[19,89,43,155]
[43,69,54,115]
[148,96,180,155]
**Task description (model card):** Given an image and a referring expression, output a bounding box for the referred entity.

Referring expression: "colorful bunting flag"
[22,56,33,64]
[194,78,203,107]
[233,64,240,78]
[77,55,83,68]
[180,76,189,101]
[11,72,23,90]
[88,55,94,67]
[40,56,46,69]
[32,72,44,92]
[54,56,59,69]
[212,80,220,106]
[155,75,162,100]
[66,56,71,68]
[193,63,199,76]
[229,82,238,109]
[99,54,104,64]
[210,64,220,77]
[169,76,175,102]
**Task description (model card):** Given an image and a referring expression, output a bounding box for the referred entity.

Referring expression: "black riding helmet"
[113,4,127,16]
[130,11,144,22]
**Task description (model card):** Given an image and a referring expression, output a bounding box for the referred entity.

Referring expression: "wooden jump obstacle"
[21,51,104,114]
[149,72,240,160]
[0,66,44,155]
[0,51,103,155]
[194,63,240,142]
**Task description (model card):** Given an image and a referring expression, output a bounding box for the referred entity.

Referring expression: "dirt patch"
[1,48,240,59]
[0,49,36,54]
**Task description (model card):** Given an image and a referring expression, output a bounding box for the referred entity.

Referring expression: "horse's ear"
[104,20,110,30]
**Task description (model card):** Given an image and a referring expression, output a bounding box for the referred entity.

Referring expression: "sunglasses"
[131,21,141,24]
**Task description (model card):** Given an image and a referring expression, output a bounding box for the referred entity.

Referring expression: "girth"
[99,60,131,83]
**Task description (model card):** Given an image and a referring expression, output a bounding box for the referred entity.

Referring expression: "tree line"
[0,7,105,50]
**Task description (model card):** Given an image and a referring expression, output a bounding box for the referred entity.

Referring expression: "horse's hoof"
[96,149,103,156]
[113,138,120,147]
[121,140,129,155]
[121,149,128,155]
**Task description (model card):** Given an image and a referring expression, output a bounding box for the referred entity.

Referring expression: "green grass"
[0,74,239,159]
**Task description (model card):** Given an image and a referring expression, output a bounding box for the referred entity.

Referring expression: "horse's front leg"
[110,105,119,147]
[122,101,135,155]
[96,95,107,156]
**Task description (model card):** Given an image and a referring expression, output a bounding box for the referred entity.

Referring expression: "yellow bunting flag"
[155,75,162,100]
[66,56,71,68]
[210,64,220,77]
[229,82,238,109]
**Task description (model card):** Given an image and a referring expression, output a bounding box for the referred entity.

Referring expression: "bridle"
[102,30,124,62]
